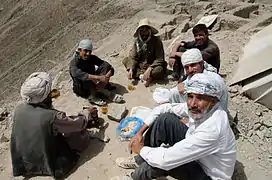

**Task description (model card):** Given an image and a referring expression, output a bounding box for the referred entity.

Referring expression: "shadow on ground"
[232,161,247,180]
[111,82,129,95]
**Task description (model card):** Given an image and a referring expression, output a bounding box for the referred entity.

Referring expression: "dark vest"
[10,103,79,179]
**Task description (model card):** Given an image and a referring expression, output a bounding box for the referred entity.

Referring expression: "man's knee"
[132,162,165,180]
[98,62,115,75]
[156,112,180,123]
[150,66,165,80]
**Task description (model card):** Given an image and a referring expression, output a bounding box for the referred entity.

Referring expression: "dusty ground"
[0,0,272,179]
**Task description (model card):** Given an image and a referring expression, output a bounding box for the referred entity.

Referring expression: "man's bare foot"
[144,79,150,87]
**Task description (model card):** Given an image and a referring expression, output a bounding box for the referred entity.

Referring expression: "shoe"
[110,173,133,180]
[115,157,138,169]
[88,131,110,143]
[88,94,107,106]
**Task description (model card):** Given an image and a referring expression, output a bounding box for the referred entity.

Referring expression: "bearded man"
[113,73,236,180]
[122,18,167,87]
[10,72,103,179]
[168,48,228,112]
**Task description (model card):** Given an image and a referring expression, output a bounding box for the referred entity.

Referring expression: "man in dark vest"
[10,72,100,179]
[70,39,123,106]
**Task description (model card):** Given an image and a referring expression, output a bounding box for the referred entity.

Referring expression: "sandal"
[115,157,138,169]
[88,96,107,106]
[112,94,124,103]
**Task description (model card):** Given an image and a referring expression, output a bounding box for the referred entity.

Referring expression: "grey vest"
[10,103,78,179]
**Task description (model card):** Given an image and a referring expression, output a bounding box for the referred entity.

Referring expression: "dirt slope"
[0,0,272,180]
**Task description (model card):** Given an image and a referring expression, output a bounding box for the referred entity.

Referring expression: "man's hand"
[97,75,110,83]
[143,67,152,81]
[129,133,143,154]
[105,70,112,78]
[177,83,184,95]
[169,57,176,68]
[180,118,189,125]
[129,134,144,154]
[88,106,98,117]
[128,69,133,80]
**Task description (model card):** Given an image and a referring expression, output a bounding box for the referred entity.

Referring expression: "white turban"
[181,48,203,66]
[20,72,52,104]
[78,39,93,51]
[184,73,223,100]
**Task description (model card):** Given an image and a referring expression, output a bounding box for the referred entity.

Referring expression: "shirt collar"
[188,102,220,126]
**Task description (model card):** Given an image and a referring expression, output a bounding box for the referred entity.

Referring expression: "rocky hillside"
[0,0,272,179]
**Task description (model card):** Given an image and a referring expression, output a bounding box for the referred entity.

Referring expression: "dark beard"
[141,35,149,41]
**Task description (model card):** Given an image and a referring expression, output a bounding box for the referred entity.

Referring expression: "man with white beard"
[112,73,236,180]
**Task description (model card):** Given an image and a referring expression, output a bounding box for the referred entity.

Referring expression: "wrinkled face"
[184,61,204,77]
[187,93,217,120]
[78,48,92,60]
[194,31,208,46]
[139,26,151,41]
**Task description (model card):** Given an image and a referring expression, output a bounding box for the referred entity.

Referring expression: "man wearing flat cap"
[113,73,236,180]
[123,18,167,87]
[10,72,102,178]
[70,39,123,105]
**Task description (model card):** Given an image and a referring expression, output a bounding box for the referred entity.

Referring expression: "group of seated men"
[10,18,236,180]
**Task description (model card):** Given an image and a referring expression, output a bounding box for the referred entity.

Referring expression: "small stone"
[256,112,262,117]
[228,86,239,94]
[172,19,191,37]
[0,164,4,172]
[158,25,176,40]
[0,133,9,143]
[256,131,264,139]
[107,104,128,122]
[263,119,272,128]
[231,4,259,19]
[234,55,239,62]
[247,130,254,137]
[260,126,265,131]
[110,52,119,57]
[211,19,221,32]
[253,123,261,130]
[265,129,272,138]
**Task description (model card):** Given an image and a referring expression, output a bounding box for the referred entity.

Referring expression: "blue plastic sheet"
[116,116,144,139]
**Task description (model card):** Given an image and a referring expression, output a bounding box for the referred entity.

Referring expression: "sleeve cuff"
[140,146,153,159]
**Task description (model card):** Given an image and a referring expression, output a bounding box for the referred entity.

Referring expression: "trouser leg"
[95,62,115,76]
[150,65,166,81]
[132,113,210,180]
[172,56,183,79]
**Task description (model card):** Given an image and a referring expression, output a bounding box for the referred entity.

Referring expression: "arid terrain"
[0,0,272,179]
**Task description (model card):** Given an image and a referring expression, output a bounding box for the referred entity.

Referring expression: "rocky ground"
[0,0,272,179]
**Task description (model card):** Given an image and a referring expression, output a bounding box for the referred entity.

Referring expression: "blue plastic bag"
[116,116,144,139]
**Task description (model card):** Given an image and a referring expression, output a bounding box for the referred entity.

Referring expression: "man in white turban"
[11,72,106,179]
[153,48,228,112]
[70,39,123,106]
[113,73,236,180]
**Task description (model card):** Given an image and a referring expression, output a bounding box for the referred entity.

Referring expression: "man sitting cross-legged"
[112,73,236,180]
